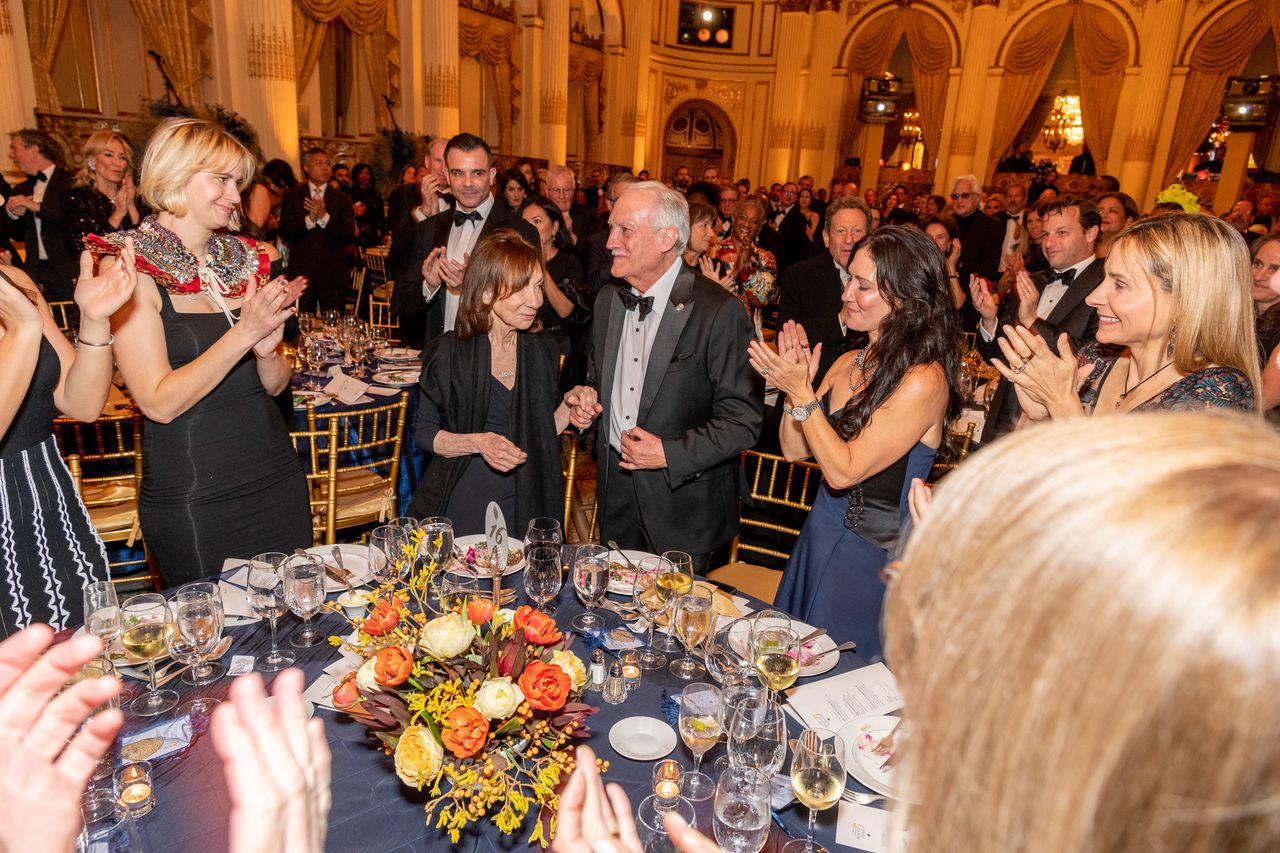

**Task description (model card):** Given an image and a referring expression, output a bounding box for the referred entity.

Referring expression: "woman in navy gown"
[748,226,961,660]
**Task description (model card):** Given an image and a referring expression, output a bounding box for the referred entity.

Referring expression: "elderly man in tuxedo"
[972,196,1105,440]
[393,133,539,347]
[589,181,762,570]
[6,130,75,300]
[546,165,598,256]
[280,147,356,314]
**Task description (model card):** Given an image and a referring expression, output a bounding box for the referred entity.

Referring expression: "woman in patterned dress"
[993,213,1259,419]
[709,196,777,327]
[0,246,137,634]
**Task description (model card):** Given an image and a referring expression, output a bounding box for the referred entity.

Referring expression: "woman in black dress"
[91,118,311,586]
[0,248,137,634]
[63,130,145,257]
[349,163,385,249]
[240,158,296,244]
[518,197,581,369]
[407,230,598,534]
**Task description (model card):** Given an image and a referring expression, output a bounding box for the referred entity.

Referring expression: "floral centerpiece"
[328,529,601,846]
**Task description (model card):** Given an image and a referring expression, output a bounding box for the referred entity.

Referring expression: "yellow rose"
[473,677,526,720]
[418,612,477,660]
[548,649,587,693]
[394,725,444,790]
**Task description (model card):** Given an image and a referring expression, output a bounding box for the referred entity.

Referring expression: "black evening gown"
[139,288,311,585]
[440,377,517,535]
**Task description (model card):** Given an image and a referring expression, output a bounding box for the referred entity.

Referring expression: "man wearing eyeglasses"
[948,174,1003,321]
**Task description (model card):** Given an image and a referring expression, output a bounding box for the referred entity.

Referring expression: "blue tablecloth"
[123,574,870,852]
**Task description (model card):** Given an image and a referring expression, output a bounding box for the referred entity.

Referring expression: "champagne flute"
[727,699,787,777]
[654,551,693,652]
[713,765,772,853]
[570,544,610,631]
[752,625,800,701]
[175,582,227,685]
[169,587,223,715]
[83,581,121,654]
[678,682,723,801]
[247,553,295,672]
[283,554,326,648]
[120,593,177,717]
[632,557,672,670]
[524,544,563,612]
[670,586,712,680]
[784,729,847,853]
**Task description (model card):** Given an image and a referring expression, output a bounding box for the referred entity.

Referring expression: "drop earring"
[88,160,96,172]
[1166,321,1177,358]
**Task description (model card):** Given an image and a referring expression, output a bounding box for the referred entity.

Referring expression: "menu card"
[835,801,893,852]
[785,662,903,730]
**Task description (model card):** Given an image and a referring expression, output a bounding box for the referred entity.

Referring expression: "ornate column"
[0,0,38,137]
[764,2,814,182]
[517,4,544,157]
[797,1,843,182]
[941,0,999,187]
[242,0,298,164]
[1116,1,1181,206]
[423,0,459,138]
[541,0,569,164]
[608,0,654,171]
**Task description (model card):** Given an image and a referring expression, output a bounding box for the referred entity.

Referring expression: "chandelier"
[899,109,921,148]
[1042,90,1084,153]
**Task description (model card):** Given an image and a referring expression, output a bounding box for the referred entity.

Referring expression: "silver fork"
[842,790,888,806]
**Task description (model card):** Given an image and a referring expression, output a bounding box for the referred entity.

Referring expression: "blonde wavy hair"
[138,117,255,217]
[884,413,1280,852]
[1111,213,1261,408]
[75,130,134,188]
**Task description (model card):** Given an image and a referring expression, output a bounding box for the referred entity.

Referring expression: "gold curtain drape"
[987,5,1073,175]
[568,43,605,154]
[839,13,907,160]
[293,0,400,127]
[1072,4,1127,167]
[23,0,70,111]
[128,0,213,107]
[1162,0,1271,182]
[458,9,521,154]
[902,10,951,165]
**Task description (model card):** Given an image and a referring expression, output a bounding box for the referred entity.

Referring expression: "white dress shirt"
[1036,255,1095,320]
[424,194,494,333]
[305,182,330,229]
[609,257,681,452]
[8,166,55,259]
[412,194,451,222]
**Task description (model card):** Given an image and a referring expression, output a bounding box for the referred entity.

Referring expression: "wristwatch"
[788,399,821,422]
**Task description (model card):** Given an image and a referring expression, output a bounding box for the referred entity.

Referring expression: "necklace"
[846,349,867,395]
[1115,358,1175,409]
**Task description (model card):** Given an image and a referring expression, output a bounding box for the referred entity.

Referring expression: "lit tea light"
[652,759,682,800]
[119,782,152,805]
[619,650,641,690]
[114,761,156,817]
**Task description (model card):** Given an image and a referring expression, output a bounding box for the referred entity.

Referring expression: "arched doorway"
[662,100,735,182]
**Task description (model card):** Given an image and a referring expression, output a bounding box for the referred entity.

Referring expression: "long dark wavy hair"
[835,225,963,443]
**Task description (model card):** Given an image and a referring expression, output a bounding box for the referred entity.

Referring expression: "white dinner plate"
[837,715,910,801]
[292,389,335,410]
[604,550,658,596]
[305,544,374,593]
[371,369,419,387]
[609,716,677,762]
[727,617,838,678]
[448,534,526,577]
[377,347,420,362]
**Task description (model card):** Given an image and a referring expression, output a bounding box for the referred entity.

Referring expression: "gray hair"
[629,180,690,253]
[825,195,873,232]
[952,174,980,194]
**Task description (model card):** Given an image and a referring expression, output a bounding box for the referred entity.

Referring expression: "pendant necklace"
[846,349,867,395]
[1116,358,1174,409]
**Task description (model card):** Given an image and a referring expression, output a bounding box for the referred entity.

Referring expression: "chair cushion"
[707,562,782,606]
[334,469,392,523]
[89,502,136,537]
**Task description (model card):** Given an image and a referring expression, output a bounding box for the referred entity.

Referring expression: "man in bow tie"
[972,196,1105,440]
[6,129,75,300]
[394,133,538,347]
[586,181,762,570]
[280,147,356,314]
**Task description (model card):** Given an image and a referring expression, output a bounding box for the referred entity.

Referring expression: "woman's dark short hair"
[263,158,297,190]
[351,162,374,187]
[688,201,718,228]
[455,229,546,339]
[921,214,959,241]
[1097,191,1139,224]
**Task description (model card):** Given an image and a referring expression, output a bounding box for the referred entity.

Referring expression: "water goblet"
[524,517,562,551]
[705,617,755,686]
[524,544,563,612]
[247,553,295,672]
[169,587,223,715]
[418,516,454,571]
[570,543,610,631]
[670,586,713,680]
[83,581,121,654]
[677,682,723,801]
[120,593,177,717]
[635,794,697,853]
[369,525,411,585]
[283,554,326,648]
[784,728,847,853]
[713,765,772,853]
[175,582,226,685]
[727,698,787,777]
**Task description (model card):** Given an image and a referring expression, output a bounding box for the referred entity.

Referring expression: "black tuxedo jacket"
[777,252,846,381]
[583,229,612,300]
[12,166,76,300]
[280,184,356,313]
[565,201,598,258]
[977,257,1105,441]
[956,210,1004,286]
[393,205,539,347]
[385,183,422,275]
[589,263,763,555]
[775,207,811,270]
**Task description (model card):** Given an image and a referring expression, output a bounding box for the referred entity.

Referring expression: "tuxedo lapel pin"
[675,303,685,312]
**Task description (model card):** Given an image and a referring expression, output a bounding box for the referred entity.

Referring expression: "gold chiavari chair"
[288,419,340,546]
[369,294,397,343]
[56,408,162,591]
[561,430,598,542]
[345,267,367,317]
[47,300,78,334]
[707,450,823,605]
[929,421,978,480]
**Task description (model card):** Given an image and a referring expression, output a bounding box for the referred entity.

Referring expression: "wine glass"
[632,557,672,670]
[784,728,847,853]
[418,516,454,572]
[678,682,723,801]
[748,609,792,650]
[283,554,326,648]
[175,582,227,685]
[727,698,787,777]
[752,625,800,700]
[524,544,563,612]
[654,551,693,652]
[83,581,121,654]
[570,544,610,631]
[670,586,713,680]
[302,336,327,390]
[635,794,697,853]
[120,593,177,717]
[323,309,339,333]
[169,587,223,715]
[705,617,755,686]
[524,517,562,551]
[369,525,410,585]
[713,765,772,853]
[247,553,295,672]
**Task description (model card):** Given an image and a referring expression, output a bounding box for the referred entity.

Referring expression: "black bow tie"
[1046,267,1077,286]
[617,288,655,319]
[32,172,47,183]
[453,210,481,226]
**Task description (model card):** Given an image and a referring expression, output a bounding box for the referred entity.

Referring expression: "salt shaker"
[602,661,627,705]
[586,649,606,693]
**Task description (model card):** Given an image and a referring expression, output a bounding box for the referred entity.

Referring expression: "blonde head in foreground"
[885,413,1280,852]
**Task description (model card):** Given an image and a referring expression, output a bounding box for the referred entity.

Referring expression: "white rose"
[473,677,526,720]
[418,612,477,660]
[494,608,517,629]
[548,649,587,693]
[355,658,380,694]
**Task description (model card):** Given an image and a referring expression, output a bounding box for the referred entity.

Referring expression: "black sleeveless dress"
[0,313,108,635]
[139,288,311,585]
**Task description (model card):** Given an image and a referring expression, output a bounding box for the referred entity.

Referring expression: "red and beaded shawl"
[85,216,270,298]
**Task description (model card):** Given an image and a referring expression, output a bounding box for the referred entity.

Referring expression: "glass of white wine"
[712,765,772,853]
[670,586,713,680]
[570,544,610,631]
[677,682,723,801]
[248,553,295,672]
[784,728,847,853]
[752,625,800,701]
[655,550,694,652]
[121,593,177,717]
[632,557,673,670]
[283,554,326,648]
[83,581,121,655]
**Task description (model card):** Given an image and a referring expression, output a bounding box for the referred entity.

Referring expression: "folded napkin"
[121,715,196,763]
[219,558,263,624]
[366,385,401,397]
[324,369,372,404]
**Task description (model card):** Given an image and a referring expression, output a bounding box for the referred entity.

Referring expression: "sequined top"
[1077,341,1255,413]
[62,185,145,256]
[710,238,777,318]
[85,216,268,297]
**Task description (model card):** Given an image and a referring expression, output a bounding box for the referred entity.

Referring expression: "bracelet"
[948,274,960,279]
[76,334,114,348]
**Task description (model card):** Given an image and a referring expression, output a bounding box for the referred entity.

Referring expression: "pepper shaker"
[602,661,627,704]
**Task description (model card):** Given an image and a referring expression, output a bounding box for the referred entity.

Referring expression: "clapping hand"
[75,238,138,323]
[563,386,602,429]
[419,172,441,212]
[969,276,998,323]
[1012,270,1039,329]
[302,194,327,223]
[991,325,1087,421]
[239,275,307,358]
[747,320,820,402]
[552,746,642,853]
[907,478,932,526]
[5,195,31,216]
[439,254,467,294]
[0,268,42,335]
[696,255,728,287]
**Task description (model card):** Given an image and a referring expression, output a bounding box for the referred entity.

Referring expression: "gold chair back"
[47,300,78,333]
[362,248,387,277]
[306,392,409,538]
[732,450,823,563]
[346,267,367,317]
[288,419,340,545]
[369,295,397,342]
[929,421,978,479]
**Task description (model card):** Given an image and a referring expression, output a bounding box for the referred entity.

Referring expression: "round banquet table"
[115,564,873,852]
